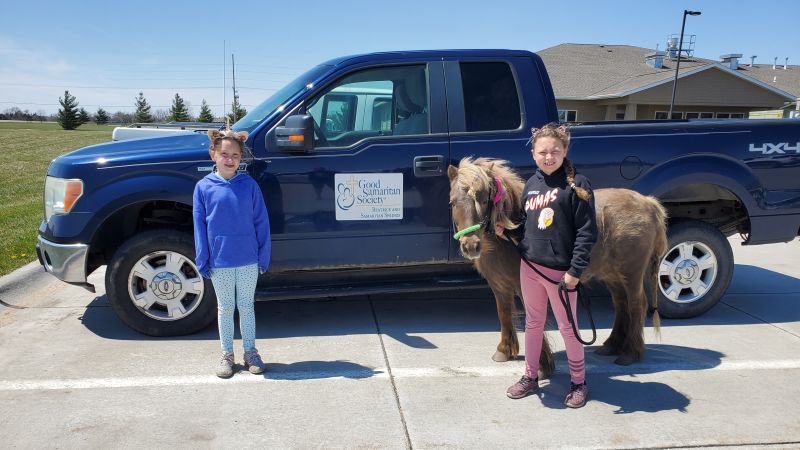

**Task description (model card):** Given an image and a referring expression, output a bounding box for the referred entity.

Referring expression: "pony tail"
[565,159,591,201]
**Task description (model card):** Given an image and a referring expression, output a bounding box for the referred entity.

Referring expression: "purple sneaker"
[565,382,589,408]
[506,375,538,399]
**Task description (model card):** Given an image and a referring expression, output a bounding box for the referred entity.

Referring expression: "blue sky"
[1,0,798,116]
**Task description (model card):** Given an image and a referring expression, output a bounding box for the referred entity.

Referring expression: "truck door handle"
[414,155,444,177]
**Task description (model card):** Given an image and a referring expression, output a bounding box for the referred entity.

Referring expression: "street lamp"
[668,10,701,118]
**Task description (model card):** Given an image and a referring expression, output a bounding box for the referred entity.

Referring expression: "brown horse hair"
[456,157,524,233]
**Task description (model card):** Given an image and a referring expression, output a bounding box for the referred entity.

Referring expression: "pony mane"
[456,157,525,232]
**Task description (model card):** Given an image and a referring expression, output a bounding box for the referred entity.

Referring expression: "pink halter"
[493,176,503,205]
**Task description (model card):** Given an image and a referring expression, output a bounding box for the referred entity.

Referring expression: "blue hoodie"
[193,172,271,278]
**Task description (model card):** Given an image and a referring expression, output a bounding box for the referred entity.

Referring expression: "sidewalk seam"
[722,300,800,339]
[369,296,413,450]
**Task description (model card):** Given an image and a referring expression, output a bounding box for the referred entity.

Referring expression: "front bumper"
[35,235,94,292]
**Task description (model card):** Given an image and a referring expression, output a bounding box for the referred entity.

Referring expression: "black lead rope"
[514,244,597,346]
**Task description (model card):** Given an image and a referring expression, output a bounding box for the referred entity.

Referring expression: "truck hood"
[47,133,211,178]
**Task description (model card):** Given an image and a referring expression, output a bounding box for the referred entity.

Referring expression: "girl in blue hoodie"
[193,129,271,378]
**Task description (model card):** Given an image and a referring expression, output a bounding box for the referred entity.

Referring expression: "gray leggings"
[210,264,259,353]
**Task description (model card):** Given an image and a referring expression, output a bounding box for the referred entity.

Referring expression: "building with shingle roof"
[536,43,799,122]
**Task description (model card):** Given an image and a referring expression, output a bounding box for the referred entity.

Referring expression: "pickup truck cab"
[37,50,800,336]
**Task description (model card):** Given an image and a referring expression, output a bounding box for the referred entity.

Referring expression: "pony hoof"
[492,351,510,362]
[594,345,618,356]
[614,354,638,366]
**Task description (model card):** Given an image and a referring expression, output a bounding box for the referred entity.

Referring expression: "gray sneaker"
[216,352,235,378]
[243,349,266,374]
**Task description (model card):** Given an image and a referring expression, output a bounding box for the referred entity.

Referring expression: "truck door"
[259,62,451,271]
[443,57,544,260]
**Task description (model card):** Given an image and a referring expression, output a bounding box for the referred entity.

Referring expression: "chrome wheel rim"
[659,240,718,304]
[127,251,204,321]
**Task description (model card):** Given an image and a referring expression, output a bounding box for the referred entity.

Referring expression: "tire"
[105,229,217,336]
[657,220,734,319]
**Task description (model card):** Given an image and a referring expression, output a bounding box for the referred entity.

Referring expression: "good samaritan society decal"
[334,173,403,220]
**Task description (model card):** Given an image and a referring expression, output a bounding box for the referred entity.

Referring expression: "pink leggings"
[520,261,585,384]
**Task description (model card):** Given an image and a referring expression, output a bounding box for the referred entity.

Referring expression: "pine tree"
[78,108,90,124]
[226,94,247,124]
[57,90,80,130]
[134,92,153,123]
[197,99,215,123]
[169,93,190,122]
[95,108,109,125]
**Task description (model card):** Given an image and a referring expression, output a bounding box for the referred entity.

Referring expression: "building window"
[655,111,684,119]
[558,109,578,122]
[686,112,714,119]
[730,113,745,119]
[615,105,626,120]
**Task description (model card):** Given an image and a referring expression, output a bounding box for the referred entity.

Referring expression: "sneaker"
[565,382,589,408]
[506,375,538,399]
[216,352,235,378]
[243,349,266,374]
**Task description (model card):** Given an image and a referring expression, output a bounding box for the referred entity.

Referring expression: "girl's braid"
[564,158,590,201]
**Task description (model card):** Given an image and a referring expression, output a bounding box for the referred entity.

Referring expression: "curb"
[0,261,49,308]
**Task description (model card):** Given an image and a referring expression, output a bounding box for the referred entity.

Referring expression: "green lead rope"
[453,224,482,240]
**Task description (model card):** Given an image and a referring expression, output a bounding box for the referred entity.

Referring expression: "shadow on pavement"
[79,264,799,344]
[536,344,723,413]
[259,360,383,380]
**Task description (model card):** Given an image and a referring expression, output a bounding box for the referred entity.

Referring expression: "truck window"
[459,62,521,132]
[305,65,430,148]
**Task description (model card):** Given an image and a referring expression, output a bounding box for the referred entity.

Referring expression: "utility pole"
[231,54,238,122]
[223,40,226,123]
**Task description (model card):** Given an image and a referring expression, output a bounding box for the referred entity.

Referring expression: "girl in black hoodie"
[501,123,597,408]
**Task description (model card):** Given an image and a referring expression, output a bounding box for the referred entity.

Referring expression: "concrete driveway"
[1,237,798,449]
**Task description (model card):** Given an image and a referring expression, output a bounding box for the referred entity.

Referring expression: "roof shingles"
[536,43,798,99]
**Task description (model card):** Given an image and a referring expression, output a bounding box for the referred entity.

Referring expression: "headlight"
[44,176,83,222]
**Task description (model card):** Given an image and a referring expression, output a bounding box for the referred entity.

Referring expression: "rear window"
[460,62,521,132]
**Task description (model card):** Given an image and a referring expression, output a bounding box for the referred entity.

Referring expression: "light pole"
[668,10,701,118]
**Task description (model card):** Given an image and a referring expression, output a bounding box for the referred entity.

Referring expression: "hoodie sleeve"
[252,181,271,273]
[568,177,598,278]
[192,183,211,278]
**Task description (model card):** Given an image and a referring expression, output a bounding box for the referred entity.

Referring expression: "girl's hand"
[494,223,504,236]
[563,273,580,290]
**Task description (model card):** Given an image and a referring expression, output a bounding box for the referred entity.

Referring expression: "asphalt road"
[1,236,798,449]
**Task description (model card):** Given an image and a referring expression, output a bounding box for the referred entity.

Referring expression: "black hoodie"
[518,165,597,278]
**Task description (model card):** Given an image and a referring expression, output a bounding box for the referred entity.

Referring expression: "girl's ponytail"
[565,159,591,201]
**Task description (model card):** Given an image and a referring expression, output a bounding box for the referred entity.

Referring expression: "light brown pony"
[448,157,667,371]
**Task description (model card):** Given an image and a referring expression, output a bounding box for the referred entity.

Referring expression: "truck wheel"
[657,220,733,319]
[105,229,217,336]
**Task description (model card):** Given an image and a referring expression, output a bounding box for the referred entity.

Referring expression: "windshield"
[233,64,332,132]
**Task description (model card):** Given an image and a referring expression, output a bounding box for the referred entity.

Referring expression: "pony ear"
[208,130,219,141]
[557,124,569,134]
[531,127,540,137]
[235,131,249,142]
[447,165,458,181]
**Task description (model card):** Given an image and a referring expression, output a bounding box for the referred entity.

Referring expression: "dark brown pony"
[448,157,667,371]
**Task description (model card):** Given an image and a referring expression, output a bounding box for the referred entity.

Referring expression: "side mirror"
[275,115,314,151]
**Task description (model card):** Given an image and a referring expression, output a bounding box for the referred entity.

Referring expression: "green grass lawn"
[0,121,114,276]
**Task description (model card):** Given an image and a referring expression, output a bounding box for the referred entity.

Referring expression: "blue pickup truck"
[37,49,800,336]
